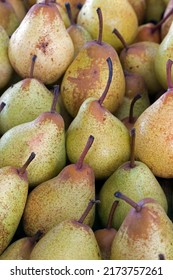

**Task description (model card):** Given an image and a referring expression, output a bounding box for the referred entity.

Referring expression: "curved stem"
[106,200,119,229]
[98,57,113,106]
[130,128,136,168]
[166,59,173,90]
[51,85,59,113]
[0,102,6,113]
[30,55,37,78]
[112,28,129,50]
[129,94,142,123]
[76,135,94,169]
[18,152,36,175]
[114,191,142,212]
[151,7,173,34]
[78,199,100,224]
[96,7,103,45]
[65,2,75,25]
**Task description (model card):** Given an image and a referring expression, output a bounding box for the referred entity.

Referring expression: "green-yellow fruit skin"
[77,0,138,52]
[154,22,173,90]
[145,0,166,22]
[0,167,28,255]
[0,113,66,187]
[0,26,13,90]
[23,164,95,236]
[61,41,125,118]
[8,3,74,85]
[0,78,60,135]
[66,98,130,180]
[98,161,168,230]
[110,198,173,260]
[134,92,173,178]
[30,220,102,260]
[0,1,19,36]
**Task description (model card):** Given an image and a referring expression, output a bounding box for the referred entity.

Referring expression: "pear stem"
[98,57,113,106]
[78,199,100,224]
[29,230,43,244]
[158,253,165,260]
[130,128,136,168]
[65,2,75,25]
[166,59,173,90]
[75,135,94,170]
[29,55,37,79]
[96,7,103,45]
[106,200,119,229]
[17,152,36,175]
[112,28,129,50]
[0,102,6,113]
[114,191,142,212]
[129,94,142,124]
[151,8,173,34]
[50,85,59,113]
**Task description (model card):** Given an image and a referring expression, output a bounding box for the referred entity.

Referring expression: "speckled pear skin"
[0,78,60,134]
[98,161,168,230]
[61,41,125,118]
[30,219,102,260]
[0,166,28,255]
[66,98,130,180]
[0,112,66,187]
[8,2,74,85]
[134,91,173,178]
[110,198,173,260]
[23,163,95,236]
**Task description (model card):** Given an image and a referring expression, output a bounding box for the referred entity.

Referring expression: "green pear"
[0,152,35,255]
[77,0,138,52]
[135,59,173,178]
[66,58,130,180]
[0,0,19,36]
[145,0,167,22]
[98,128,168,230]
[0,55,60,135]
[61,8,125,118]
[0,231,42,260]
[23,135,95,236]
[30,200,102,260]
[110,192,173,260]
[0,26,13,90]
[8,0,74,85]
[0,86,66,187]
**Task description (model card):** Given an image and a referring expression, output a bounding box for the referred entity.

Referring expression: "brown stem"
[130,128,136,168]
[96,7,103,45]
[78,199,100,224]
[112,28,129,50]
[166,59,173,90]
[106,200,119,229]
[17,152,36,175]
[129,94,142,124]
[151,7,173,34]
[51,85,59,113]
[114,191,142,212]
[29,55,37,78]
[0,102,6,113]
[29,230,43,244]
[65,2,75,25]
[98,57,113,106]
[76,135,94,169]
[158,253,165,260]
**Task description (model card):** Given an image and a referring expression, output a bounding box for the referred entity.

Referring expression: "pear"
[30,199,102,260]
[0,230,42,260]
[113,28,162,95]
[145,0,167,22]
[66,57,130,180]
[0,55,60,135]
[7,0,27,22]
[8,0,74,85]
[135,59,173,178]
[0,26,13,90]
[65,2,92,58]
[0,152,35,255]
[98,128,168,230]
[161,0,173,40]
[110,192,173,260]
[61,8,125,118]
[0,86,66,187]
[77,0,138,52]
[23,135,95,236]
[128,0,146,24]
[115,71,150,121]
[94,200,118,260]
[0,0,19,36]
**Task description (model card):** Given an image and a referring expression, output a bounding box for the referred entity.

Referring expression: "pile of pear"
[1,0,173,260]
